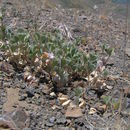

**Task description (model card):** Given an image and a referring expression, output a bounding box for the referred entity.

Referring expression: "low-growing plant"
[74,86,84,98]
[0,20,114,89]
[102,95,120,110]
[101,43,114,65]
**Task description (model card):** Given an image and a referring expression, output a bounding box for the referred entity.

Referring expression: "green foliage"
[102,95,120,110]
[73,87,84,97]
[0,25,98,85]
[102,69,109,78]
[101,44,114,56]
[102,95,112,105]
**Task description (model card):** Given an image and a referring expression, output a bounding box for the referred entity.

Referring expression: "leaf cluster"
[0,27,98,85]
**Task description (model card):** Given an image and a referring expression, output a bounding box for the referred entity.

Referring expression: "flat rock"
[9,108,30,129]
[65,107,83,118]
[3,88,38,113]
[0,115,17,130]
[3,88,20,113]
[0,108,29,130]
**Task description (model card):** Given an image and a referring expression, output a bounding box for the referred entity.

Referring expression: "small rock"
[106,85,113,90]
[56,117,67,125]
[48,128,53,130]
[65,107,83,118]
[21,84,26,89]
[3,82,11,88]
[27,75,34,82]
[34,93,40,99]
[87,89,96,96]
[45,122,54,127]
[26,88,35,98]
[19,95,27,101]
[72,28,82,33]
[126,98,130,108]
[49,117,55,123]
[121,109,130,116]
[24,71,31,80]
[75,119,84,126]
[50,92,56,97]
[23,128,31,130]
[58,127,71,130]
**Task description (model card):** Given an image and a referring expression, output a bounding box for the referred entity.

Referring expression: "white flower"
[48,53,54,59]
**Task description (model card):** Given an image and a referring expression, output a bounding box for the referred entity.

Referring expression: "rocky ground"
[0,1,130,130]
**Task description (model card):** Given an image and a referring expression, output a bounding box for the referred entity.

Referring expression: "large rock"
[0,108,30,130]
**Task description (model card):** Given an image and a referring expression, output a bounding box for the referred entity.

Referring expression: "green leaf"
[112,99,120,110]
[103,70,108,78]
[101,44,106,53]
[74,87,84,97]
[105,48,114,56]
[61,58,66,67]
[102,95,112,105]
[88,61,95,74]
[89,53,97,63]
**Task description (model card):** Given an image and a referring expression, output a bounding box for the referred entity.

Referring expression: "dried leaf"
[59,97,68,104]
[79,100,85,108]
[62,100,71,107]
[106,85,113,90]
[95,79,104,88]
[98,105,107,112]
[89,108,97,115]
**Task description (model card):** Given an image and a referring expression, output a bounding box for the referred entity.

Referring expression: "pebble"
[49,117,55,123]
[21,84,26,89]
[45,122,54,127]
[19,95,27,101]
[56,117,67,125]
[50,92,56,97]
[23,128,31,130]
[87,89,96,96]
[126,98,130,108]
[58,127,71,130]
[26,88,35,98]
